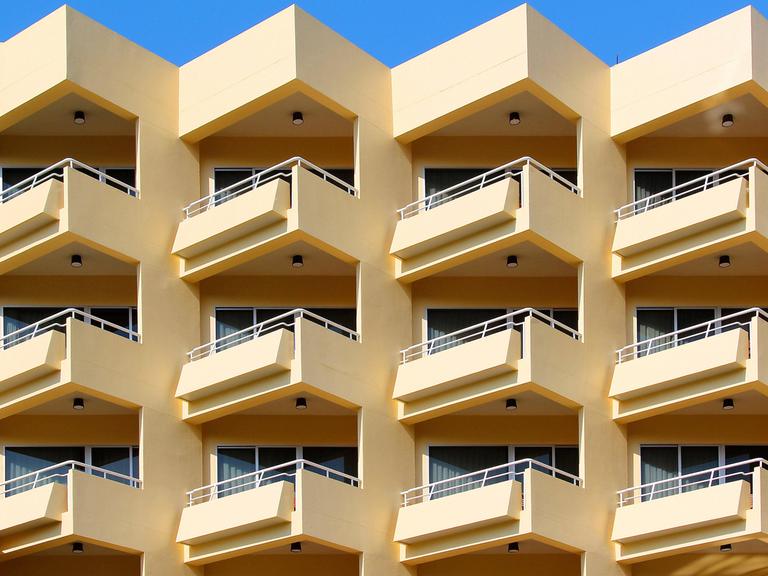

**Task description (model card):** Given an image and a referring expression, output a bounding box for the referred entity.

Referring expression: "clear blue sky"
[0,1,763,66]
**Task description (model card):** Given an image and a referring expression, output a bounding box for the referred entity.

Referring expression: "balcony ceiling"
[648,94,768,138]
[430,91,576,138]
[213,92,353,138]
[8,242,137,276]
[651,242,768,277]
[452,390,576,416]
[2,93,135,137]
[238,392,356,416]
[434,242,577,278]
[220,241,355,276]
[672,390,768,416]
[22,392,138,415]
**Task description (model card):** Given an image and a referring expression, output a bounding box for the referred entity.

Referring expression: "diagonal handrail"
[0,158,138,204]
[0,460,141,497]
[396,157,580,220]
[182,156,358,218]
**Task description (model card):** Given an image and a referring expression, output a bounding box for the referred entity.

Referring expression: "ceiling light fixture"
[509,111,521,126]
[506,255,518,269]
[70,254,83,268]
[721,114,734,128]
[505,398,518,411]
[720,543,733,552]
[72,542,84,554]
[73,110,86,125]
[722,398,735,411]
[295,397,308,411]
[507,542,520,553]
[718,255,731,268]
[292,111,304,126]
[73,397,85,411]
[292,254,304,268]
[290,542,302,553]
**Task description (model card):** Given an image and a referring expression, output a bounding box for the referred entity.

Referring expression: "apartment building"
[0,3,766,575]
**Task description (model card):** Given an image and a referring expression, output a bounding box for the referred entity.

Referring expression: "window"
[633,168,714,204]
[216,446,358,498]
[4,446,139,496]
[640,445,768,500]
[427,445,578,499]
[554,169,578,187]
[424,168,491,209]
[213,307,356,351]
[0,166,135,198]
[1,306,138,346]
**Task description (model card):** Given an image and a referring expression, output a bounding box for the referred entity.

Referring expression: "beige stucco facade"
[0,3,767,575]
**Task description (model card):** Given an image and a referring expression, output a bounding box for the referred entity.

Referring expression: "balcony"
[0,461,142,560]
[176,309,363,423]
[612,159,768,281]
[0,159,140,274]
[390,158,584,282]
[394,459,587,564]
[393,309,584,423]
[613,459,768,563]
[177,459,365,565]
[0,309,142,418]
[610,308,768,422]
[172,157,362,282]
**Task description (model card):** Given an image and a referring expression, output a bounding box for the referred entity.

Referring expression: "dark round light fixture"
[718,255,731,268]
[720,543,733,552]
[290,542,302,553]
[73,110,86,125]
[506,255,518,269]
[73,397,85,411]
[507,542,520,553]
[722,398,735,411]
[505,398,518,411]
[509,112,521,126]
[292,111,304,126]
[721,114,734,128]
[72,542,84,554]
[295,397,308,411]
[292,255,304,268]
[71,254,83,268]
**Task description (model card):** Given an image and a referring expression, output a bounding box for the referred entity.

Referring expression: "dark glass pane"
[428,446,508,499]
[636,309,674,356]
[2,167,46,191]
[680,446,718,493]
[306,308,357,334]
[3,307,68,348]
[724,446,768,485]
[259,447,298,485]
[424,168,490,208]
[91,447,134,485]
[554,446,579,481]
[104,168,136,194]
[214,169,254,192]
[674,169,712,198]
[215,309,254,351]
[217,447,256,497]
[720,308,753,335]
[554,169,578,187]
[5,446,85,496]
[640,446,678,501]
[326,168,355,187]
[303,446,358,484]
[676,308,716,344]
[514,446,553,477]
[90,307,135,340]
[426,309,507,354]
[552,309,579,334]
[634,170,673,205]
[254,308,293,336]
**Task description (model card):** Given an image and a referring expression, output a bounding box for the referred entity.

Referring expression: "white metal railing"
[183,156,358,218]
[617,458,768,507]
[187,308,359,362]
[397,157,580,220]
[186,458,360,506]
[615,158,768,221]
[400,308,580,364]
[0,308,140,351]
[0,460,141,498]
[616,307,767,363]
[401,458,582,507]
[0,158,138,204]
